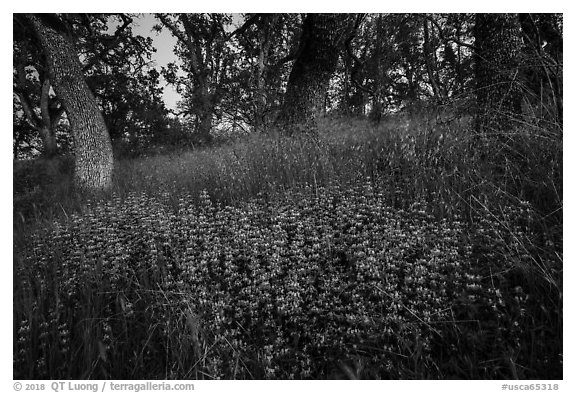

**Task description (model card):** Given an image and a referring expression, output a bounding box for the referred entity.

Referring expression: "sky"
[130,13,244,112]
[131,14,181,111]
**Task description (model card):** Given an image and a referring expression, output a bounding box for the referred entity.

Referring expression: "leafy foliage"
[13,14,168,159]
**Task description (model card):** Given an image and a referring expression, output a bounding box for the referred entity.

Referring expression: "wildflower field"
[13,116,562,379]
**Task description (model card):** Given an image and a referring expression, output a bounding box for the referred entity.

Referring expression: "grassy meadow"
[13,114,562,379]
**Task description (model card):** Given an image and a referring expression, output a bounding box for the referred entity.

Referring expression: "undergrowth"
[13,114,562,379]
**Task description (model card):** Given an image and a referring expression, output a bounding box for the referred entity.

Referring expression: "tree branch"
[14,58,41,128]
[156,14,189,46]
[269,15,308,68]
[424,15,477,51]
[15,91,41,130]
[167,107,191,118]
[179,15,207,77]
[344,14,375,97]
[227,13,261,40]
[50,104,66,129]
[39,78,52,128]
[81,14,135,72]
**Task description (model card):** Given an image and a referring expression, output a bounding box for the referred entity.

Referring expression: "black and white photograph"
[10,5,564,385]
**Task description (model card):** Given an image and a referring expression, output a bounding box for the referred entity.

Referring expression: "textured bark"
[191,58,213,143]
[254,15,278,131]
[197,93,213,143]
[277,14,354,133]
[37,126,57,158]
[370,15,386,121]
[27,14,113,191]
[474,13,523,133]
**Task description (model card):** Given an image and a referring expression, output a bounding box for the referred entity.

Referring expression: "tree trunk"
[38,78,58,157]
[197,101,213,144]
[339,46,351,116]
[474,13,523,133]
[14,52,59,158]
[37,126,57,158]
[15,87,58,158]
[253,15,278,131]
[27,14,114,192]
[370,96,383,123]
[254,44,267,130]
[370,14,385,121]
[423,18,444,104]
[277,14,354,134]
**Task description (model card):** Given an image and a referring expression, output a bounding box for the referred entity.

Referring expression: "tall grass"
[13,113,562,379]
[15,114,561,228]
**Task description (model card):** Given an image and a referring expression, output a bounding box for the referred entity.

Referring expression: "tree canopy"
[14,13,563,160]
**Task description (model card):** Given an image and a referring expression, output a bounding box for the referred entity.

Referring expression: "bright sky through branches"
[131,13,244,112]
[132,14,180,111]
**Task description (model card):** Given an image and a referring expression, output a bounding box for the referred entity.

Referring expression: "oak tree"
[276,14,355,133]
[26,14,114,192]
